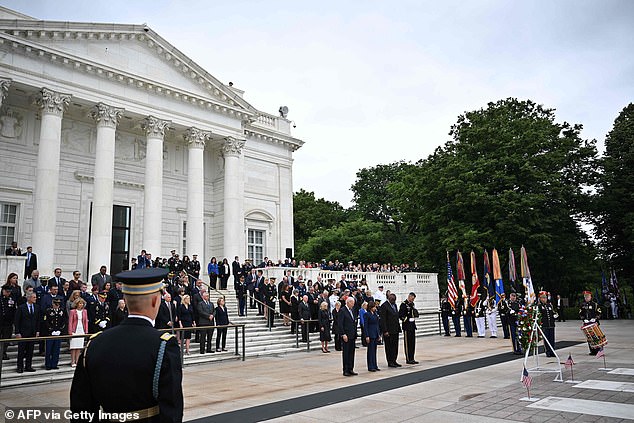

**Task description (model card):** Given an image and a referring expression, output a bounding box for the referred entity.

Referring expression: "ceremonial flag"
[521,367,532,388]
[564,354,575,367]
[492,248,505,304]
[509,248,517,292]
[446,252,458,309]
[457,251,467,309]
[470,250,480,307]
[596,347,605,359]
[520,246,535,305]
[601,271,608,296]
[483,249,494,299]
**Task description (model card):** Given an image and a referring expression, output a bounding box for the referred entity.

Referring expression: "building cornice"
[244,125,304,152]
[74,170,143,190]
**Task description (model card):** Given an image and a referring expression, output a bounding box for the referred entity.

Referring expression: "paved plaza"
[0,319,632,422]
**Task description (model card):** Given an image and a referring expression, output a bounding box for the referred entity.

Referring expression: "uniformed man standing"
[440,295,451,336]
[399,292,419,365]
[43,298,66,370]
[451,297,462,337]
[579,290,602,355]
[474,285,488,338]
[497,293,510,339]
[91,292,110,333]
[537,291,557,357]
[507,292,522,355]
[70,268,183,422]
[0,285,17,360]
[265,277,277,328]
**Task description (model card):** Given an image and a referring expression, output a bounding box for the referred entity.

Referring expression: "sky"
[3,0,633,207]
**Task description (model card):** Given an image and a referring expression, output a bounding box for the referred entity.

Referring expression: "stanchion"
[234,326,238,356]
[241,325,245,361]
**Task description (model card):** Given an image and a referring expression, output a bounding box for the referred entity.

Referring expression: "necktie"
[27,253,30,266]
[29,304,33,314]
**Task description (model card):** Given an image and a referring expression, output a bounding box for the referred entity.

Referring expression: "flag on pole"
[596,347,605,359]
[509,248,517,292]
[492,248,505,304]
[457,251,467,309]
[521,367,532,388]
[483,249,494,300]
[520,246,535,305]
[564,354,575,368]
[470,250,480,307]
[446,252,458,309]
[601,271,608,297]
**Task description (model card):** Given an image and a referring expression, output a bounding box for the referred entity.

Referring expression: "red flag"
[470,250,480,307]
[565,354,575,367]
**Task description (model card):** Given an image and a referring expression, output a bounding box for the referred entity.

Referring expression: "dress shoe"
[477,336,485,338]
[375,368,381,371]
[25,368,36,372]
[394,363,402,367]
[16,368,23,373]
[444,334,451,337]
[45,367,52,371]
[490,336,497,338]
[368,369,376,372]
[52,367,59,370]
[455,335,461,337]
[343,372,352,376]
[2,354,9,360]
[349,371,358,376]
[406,360,419,364]
[388,363,398,368]
[200,351,205,354]
[503,336,510,339]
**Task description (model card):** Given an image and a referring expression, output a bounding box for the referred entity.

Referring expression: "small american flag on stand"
[565,354,575,367]
[522,367,533,388]
[596,347,605,359]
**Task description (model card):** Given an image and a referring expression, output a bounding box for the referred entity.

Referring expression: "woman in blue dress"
[364,300,381,372]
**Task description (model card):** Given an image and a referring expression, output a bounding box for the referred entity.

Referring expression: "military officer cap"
[583,290,591,295]
[539,291,548,297]
[114,267,169,295]
[52,298,62,304]
[409,292,417,298]
[98,291,108,298]
[1,284,11,291]
[270,277,276,281]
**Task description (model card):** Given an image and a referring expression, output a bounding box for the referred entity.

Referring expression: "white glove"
[409,318,416,322]
[590,318,596,323]
[51,331,61,336]
[98,321,107,329]
[583,319,589,324]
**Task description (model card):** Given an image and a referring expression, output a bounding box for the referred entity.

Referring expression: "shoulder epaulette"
[90,331,102,340]
[160,332,175,341]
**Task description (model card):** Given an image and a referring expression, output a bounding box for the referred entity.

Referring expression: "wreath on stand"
[517,304,542,352]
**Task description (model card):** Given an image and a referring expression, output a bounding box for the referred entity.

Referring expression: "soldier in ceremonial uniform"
[399,292,419,364]
[43,298,66,370]
[461,295,473,337]
[497,293,510,339]
[440,294,451,336]
[70,268,183,422]
[0,285,17,360]
[451,297,462,337]
[474,285,488,338]
[537,291,557,357]
[507,292,522,354]
[579,290,602,355]
[265,277,277,328]
[91,292,110,333]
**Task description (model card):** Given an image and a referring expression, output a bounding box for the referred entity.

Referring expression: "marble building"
[0,7,304,277]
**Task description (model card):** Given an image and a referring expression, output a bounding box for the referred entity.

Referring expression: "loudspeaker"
[285,248,293,259]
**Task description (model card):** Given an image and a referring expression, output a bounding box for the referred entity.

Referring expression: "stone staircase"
[0,289,444,388]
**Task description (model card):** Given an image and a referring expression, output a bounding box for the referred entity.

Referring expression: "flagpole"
[571,364,574,382]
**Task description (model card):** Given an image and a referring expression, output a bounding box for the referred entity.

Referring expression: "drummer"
[579,290,602,355]
[537,291,557,357]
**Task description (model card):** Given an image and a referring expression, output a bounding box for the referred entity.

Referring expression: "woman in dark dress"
[111,299,128,327]
[318,301,332,353]
[290,289,300,334]
[280,283,291,326]
[332,301,342,351]
[363,300,381,372]
[219,258,231,290]
[214,297,229,352]
[178,295,195,355]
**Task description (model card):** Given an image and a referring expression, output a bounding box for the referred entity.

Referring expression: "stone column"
[0,79,11,107]
[88,103,123,276]
[141,116,171,257]
[184,127,210,262]
[222,137,246,259]
[32,88,71,276]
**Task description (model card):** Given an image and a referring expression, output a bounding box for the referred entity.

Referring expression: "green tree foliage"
[293,189,347,247]
[594,103,634,288]
[389,98,598,295]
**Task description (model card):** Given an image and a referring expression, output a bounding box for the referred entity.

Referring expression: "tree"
[594,103,634,288]
[389,98,599,295]
[293,189,347,247]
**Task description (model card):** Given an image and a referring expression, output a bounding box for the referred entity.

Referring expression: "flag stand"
[523,309,563,382]
[563,355,581,383]
[598,349,611,371]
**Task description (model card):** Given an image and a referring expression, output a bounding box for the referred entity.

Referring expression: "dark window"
[111,205,131,275]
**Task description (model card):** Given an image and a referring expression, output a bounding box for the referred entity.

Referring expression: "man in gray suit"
[196,291,215,354]
[91,266,112,291]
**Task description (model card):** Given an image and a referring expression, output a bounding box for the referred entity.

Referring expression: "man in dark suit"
[91,266,112,291]
[49,267,66,289]
[380,293,402,367]
[399,292,419,364]
[338,297,358,376]
[299,295,312,342]
[22,246,37,280]
[70,267,183,422]
[156,293,177,332]
[14,291,40,373]
[5,241,21,256]
[246,269,258,309]
[232,256,243,288]
[255,271,265,315]
[196,291,215,354]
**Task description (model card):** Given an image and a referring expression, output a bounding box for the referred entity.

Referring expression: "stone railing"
[260,267,439,311]
[0,256,25,281]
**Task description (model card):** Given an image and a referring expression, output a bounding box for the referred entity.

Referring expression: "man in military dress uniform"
[537,291,557,357]
[440,294,451,336]
[497,293,510,339]
[474,285,488,338]
[461,295,473,337]
[579,290,602,355]
[43,298,66,370]
[265,277,277,328]
[399,292,419,364]
[91,292,110,333]
[0,285,17,360]
[451,297,462,337]
[507,292,522,354]
[70,268,183,422]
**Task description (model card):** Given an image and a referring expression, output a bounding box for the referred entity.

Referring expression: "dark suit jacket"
[14,303,40,336]
[364,310,381,339]
[91,273,112,291]
[23,252,37,278]
[231,261,242,279]
[299,301,311,320]
[337,306,357,339]
[379,301,402,335]
[196,301,214,326]
[48,276,66,289]
[156,301,178,329]
[214,305,229,326]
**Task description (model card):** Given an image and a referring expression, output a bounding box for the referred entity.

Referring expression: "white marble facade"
[0,7,303,277]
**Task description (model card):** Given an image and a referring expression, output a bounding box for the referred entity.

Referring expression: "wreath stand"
[523,308,563,382]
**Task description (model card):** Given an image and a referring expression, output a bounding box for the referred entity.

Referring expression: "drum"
[581,322,608,348]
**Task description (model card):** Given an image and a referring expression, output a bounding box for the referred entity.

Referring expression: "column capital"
[184,127,210,149]
[90,102,124,128]
[35,88,71,116]
[0,78,11,107]
[142,115,171,138]
[222,137,245,157]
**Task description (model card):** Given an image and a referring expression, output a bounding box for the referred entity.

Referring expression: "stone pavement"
[0,319,631,422]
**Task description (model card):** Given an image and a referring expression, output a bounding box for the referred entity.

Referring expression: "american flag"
[596,347,605,359]
[447,252,458,309]
[565,354,575,367]
[522,367,532,388]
